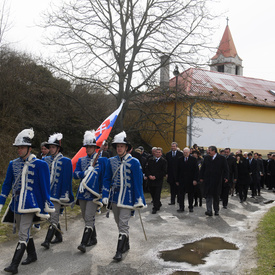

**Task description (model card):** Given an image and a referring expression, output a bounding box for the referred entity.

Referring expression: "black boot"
[122,236,130,253]
[113,234,127,262]
[77,227,92,253]
[4,242,26,274]
[41,225,55,249]
[86,226,97,247]
[51,223,63,244]
[21,238,37,265]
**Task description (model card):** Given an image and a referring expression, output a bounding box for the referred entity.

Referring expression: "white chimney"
[160,55,170,90]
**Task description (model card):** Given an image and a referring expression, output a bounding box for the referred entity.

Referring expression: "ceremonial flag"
[71,99,126,171]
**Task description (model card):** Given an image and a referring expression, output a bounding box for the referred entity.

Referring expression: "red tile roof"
[211,25,240,60]
[169,68,275,107]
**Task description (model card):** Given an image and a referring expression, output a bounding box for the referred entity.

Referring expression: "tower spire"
[209,23,243,76]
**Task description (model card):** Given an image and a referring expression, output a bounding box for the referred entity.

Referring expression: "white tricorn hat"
[112,131,132,151]
[83,130,99,148]
[13,128,34,147]
[46,133,63,152]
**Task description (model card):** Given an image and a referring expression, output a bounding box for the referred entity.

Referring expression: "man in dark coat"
[265,154,272,190]
[221,148,238,209]
[176,147,199,212]
[248,152,262,197]
[267,154,275,191]
[199,146,229,216]
[145,147,167,214]
[165,142,183,205]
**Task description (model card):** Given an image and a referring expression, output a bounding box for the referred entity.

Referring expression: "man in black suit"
[176,147,199,212]
[165,142,183,205]
[248,152,262,197]
[145,147,167,214]
[221,148,238,209]
[199,146,229,216]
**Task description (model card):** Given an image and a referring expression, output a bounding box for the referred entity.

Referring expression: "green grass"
[0,196,18,243]
[251,206,275,275]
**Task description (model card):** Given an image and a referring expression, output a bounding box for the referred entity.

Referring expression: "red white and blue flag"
[71,99,126,171]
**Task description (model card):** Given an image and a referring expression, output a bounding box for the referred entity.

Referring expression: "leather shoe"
[223,206,227,209]
[205,211,213,216]
[215,212,219,216]
[152,209,157,214]
[177,209,184,212]
[189,208,194,212]
[21,253,37,265]
[168,202,175,205]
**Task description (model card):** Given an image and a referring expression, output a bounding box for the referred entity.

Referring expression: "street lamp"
[173,65,179,141]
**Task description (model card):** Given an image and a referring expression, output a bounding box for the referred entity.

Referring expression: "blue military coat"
[43,153,74,205]
[0,154,55,224]
[73,154,107,206]
[102,154,147,210]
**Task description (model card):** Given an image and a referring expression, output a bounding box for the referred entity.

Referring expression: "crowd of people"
[130,142,275,217]
[0,128,275,274]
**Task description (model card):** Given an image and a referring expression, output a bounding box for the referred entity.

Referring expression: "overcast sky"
[3,0,275,81]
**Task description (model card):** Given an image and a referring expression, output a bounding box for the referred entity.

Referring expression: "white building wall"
[187,116,275,151]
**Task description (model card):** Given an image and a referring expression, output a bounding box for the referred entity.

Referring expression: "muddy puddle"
[171,271,200,275]
[159,237,238,265]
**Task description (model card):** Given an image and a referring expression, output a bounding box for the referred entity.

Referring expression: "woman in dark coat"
[236,154,251,203]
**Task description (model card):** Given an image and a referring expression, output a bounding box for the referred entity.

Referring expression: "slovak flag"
[71,99,126,171]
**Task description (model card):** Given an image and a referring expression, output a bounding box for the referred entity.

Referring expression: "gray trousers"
[112,204,131,236]
[206,194,219,213]
[79,200,97,228]
[50,201,62,226]
[15,213,34,243]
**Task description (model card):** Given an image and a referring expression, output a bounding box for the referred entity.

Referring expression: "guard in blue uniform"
[41,133,74,249]
[73,130,107,253]
[102,131,146,262]
[0,129,55,274]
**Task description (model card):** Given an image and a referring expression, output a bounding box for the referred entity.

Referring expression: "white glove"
[84,166,94,176]
[0,204,3,213]
[102,198,109,205]
[79,182,84,193]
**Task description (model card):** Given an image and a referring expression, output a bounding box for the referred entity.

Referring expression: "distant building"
[140,24,275,156]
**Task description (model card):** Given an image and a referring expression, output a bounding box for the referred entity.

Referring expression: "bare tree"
[42,0,216,130]
[0,0,11,46]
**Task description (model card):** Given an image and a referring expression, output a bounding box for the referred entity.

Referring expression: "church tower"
[210,22,243,76]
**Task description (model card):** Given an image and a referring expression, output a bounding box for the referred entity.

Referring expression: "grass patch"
[251,206,275,275]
